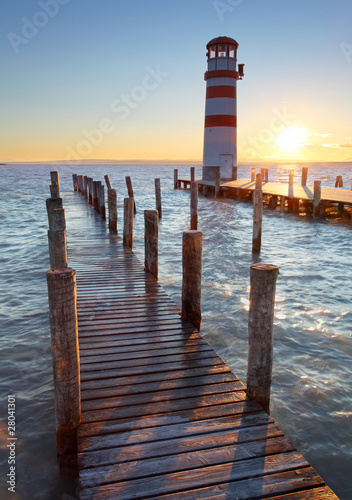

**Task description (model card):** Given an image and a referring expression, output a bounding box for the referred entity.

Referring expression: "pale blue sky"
[1,0,352,162]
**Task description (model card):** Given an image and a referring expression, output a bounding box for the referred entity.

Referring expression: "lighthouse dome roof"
[207,36,238,47]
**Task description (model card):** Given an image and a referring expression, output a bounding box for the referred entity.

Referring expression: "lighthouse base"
[202,166,233,182]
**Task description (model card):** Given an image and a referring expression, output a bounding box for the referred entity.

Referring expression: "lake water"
[0,162,351,499]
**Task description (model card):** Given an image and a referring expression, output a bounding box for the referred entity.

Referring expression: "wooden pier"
[57,186,339,500]
[177,176,352,220]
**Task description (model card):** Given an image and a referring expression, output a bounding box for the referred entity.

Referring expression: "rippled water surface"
[0,163,351,499]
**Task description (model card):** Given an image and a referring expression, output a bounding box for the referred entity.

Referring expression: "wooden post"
[174,169,179,189]
[108,189,117,233]
[77,175,83,193]
[264,168,269,183]
[88,178,93,205]
[125,176,137,214]
[252,174,263,253]
[93,181,99,211]
[96,181,102,214]
[335,175,343,188]
[104,174,112,190]
[182,230,203,331]
[48,228,67,269]
[251,168,255,182]
[301,167,308,186]
[247,263,279,414]
[46,198,63,229]
[72,174,78,191]
[99,184,106,220]
[280,196,286,213]
[50,171,60,199]
[144,210,158,280]
[123,197,134,249]
[155,178,162,218]
[289,169,294,186]
[190,167,195,182]
[190,181,198,230]
[232,166,238,180]
[215,171,221,198]
[83,176,89,199]
[46,268,80,456]
[313,180,322,217]
[51,208,66,231]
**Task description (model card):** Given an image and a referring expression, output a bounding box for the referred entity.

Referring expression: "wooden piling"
[155,178,162,218]
[48,228,68,269]
[51,208,66,231]
[144,209,158,280]
[84,176,89,199]
[174,169,179,189]
[252,174,263,253]
[190,181,198,230]
[301,167,308,186]
[215,172,221,198]
[289,169,294,186]
[182,230,203,331]
[108,189,117,233]
[99,184,106,220]
[251,168,255,182]
[125,176,137,214]
[93,181,99,211]
[72,174,78,191]
[190,167,195,182]
[313,180,322,217]
[46,268,80,456]
[46,198,63,230]
[335,175,343,188]
[88,178,93,205]
[104,174,112,190]
[247,263,279,414]
[264,168,269,183]
[96,181,102,214]
[77,175,83,193]
[232,166,238,180]
[50,171,60,199]
[123,197,134,249]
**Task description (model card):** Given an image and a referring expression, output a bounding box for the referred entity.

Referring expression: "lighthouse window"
[218,45,227,57]
[209,45,216,58]
[229,45,235,58]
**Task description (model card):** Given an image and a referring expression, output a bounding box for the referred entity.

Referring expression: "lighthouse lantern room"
[202,36,244,181]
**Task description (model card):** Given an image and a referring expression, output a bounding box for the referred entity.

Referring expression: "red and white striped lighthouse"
[202,36,244,181]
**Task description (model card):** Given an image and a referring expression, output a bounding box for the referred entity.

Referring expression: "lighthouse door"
[219,154,233,180]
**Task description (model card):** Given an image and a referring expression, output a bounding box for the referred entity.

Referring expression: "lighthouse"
[202,36,244,181]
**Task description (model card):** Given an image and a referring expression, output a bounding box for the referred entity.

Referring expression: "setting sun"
[276,126,307,156]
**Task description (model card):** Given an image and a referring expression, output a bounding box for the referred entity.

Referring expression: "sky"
[1,0,352,163]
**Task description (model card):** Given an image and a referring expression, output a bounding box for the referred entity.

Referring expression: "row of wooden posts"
[45,169,280,465]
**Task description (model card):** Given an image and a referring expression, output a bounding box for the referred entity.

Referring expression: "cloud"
[307,132,332,138]
[322,143,352,149]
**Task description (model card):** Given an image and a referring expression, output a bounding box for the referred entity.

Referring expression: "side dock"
[177,170,352,221]
[46,172,340,499]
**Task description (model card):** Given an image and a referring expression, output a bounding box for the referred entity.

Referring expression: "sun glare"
[276,126,307,156]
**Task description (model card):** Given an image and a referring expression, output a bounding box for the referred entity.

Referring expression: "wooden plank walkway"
[178,177,352,205]
[66,190,339,499]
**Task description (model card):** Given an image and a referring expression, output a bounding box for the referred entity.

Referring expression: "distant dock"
[177,169,352,221]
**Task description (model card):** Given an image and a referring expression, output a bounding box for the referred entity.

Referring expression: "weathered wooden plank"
[78,422,283,468]
[78,328,199,346]
[80,436,295,489]
[80,355,226,381]
[80,364,232,390]
[81,371,240,400]
[79,452,309,499]
[80,343,212,365]
[78,399,264,438]
[142,468,324,500]
[265,486,341,499]
[81,391,249,423]
[79,411,273,451]
[81,380,245,411]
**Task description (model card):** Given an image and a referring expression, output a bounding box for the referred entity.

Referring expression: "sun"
[276,126,307,156]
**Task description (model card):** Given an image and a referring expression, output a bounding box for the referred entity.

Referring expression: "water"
[0,162,351,499]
